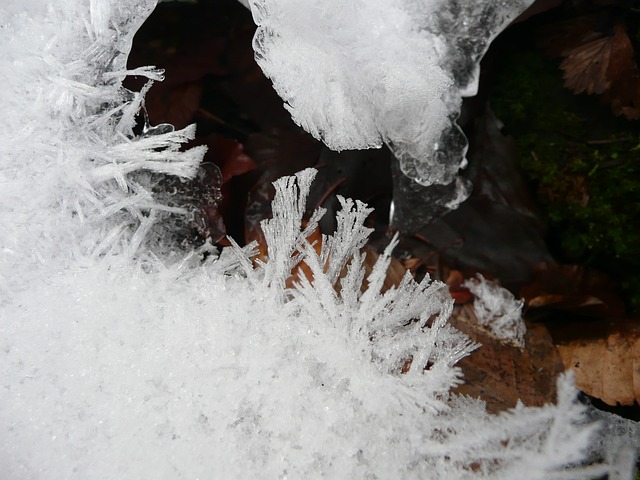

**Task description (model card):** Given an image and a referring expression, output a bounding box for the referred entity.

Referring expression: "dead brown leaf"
[552,320,640,406]
[451,304,565,413]
[540,16,640,119]
[520,263,626,317]
[561,24,634,96]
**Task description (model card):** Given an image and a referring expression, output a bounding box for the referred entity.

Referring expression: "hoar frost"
[1,0,636,478]
[1,167,609,479]
[464,274,526,348]
[0,0,206,298]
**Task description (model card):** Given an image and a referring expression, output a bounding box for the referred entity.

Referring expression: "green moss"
[490,31,640,311]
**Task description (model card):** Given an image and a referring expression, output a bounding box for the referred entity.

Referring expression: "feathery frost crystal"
[464,274,526,348]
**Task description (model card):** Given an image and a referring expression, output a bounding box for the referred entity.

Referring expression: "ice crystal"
[0,0,206,298]
[1,166,609,478]
[464,274,526,347]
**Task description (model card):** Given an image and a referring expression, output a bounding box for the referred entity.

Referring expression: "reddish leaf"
[202,135,257,184]
[444,269,474,304]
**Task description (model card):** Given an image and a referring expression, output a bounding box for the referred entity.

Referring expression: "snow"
[0,0,637,478]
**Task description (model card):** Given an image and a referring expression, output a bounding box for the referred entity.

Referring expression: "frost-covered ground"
[0,0,638,478]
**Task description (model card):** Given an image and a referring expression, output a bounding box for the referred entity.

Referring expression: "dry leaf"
[540,16,640,119]
[444,269,474,304]
[520,263,626,317]
[561,33,614,95]
[451,304,565,413]
[553,320,640,406]
[561,24,635,96]
[528,293,605,310]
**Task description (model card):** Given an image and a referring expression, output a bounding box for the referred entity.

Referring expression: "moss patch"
[489,27,640,311]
